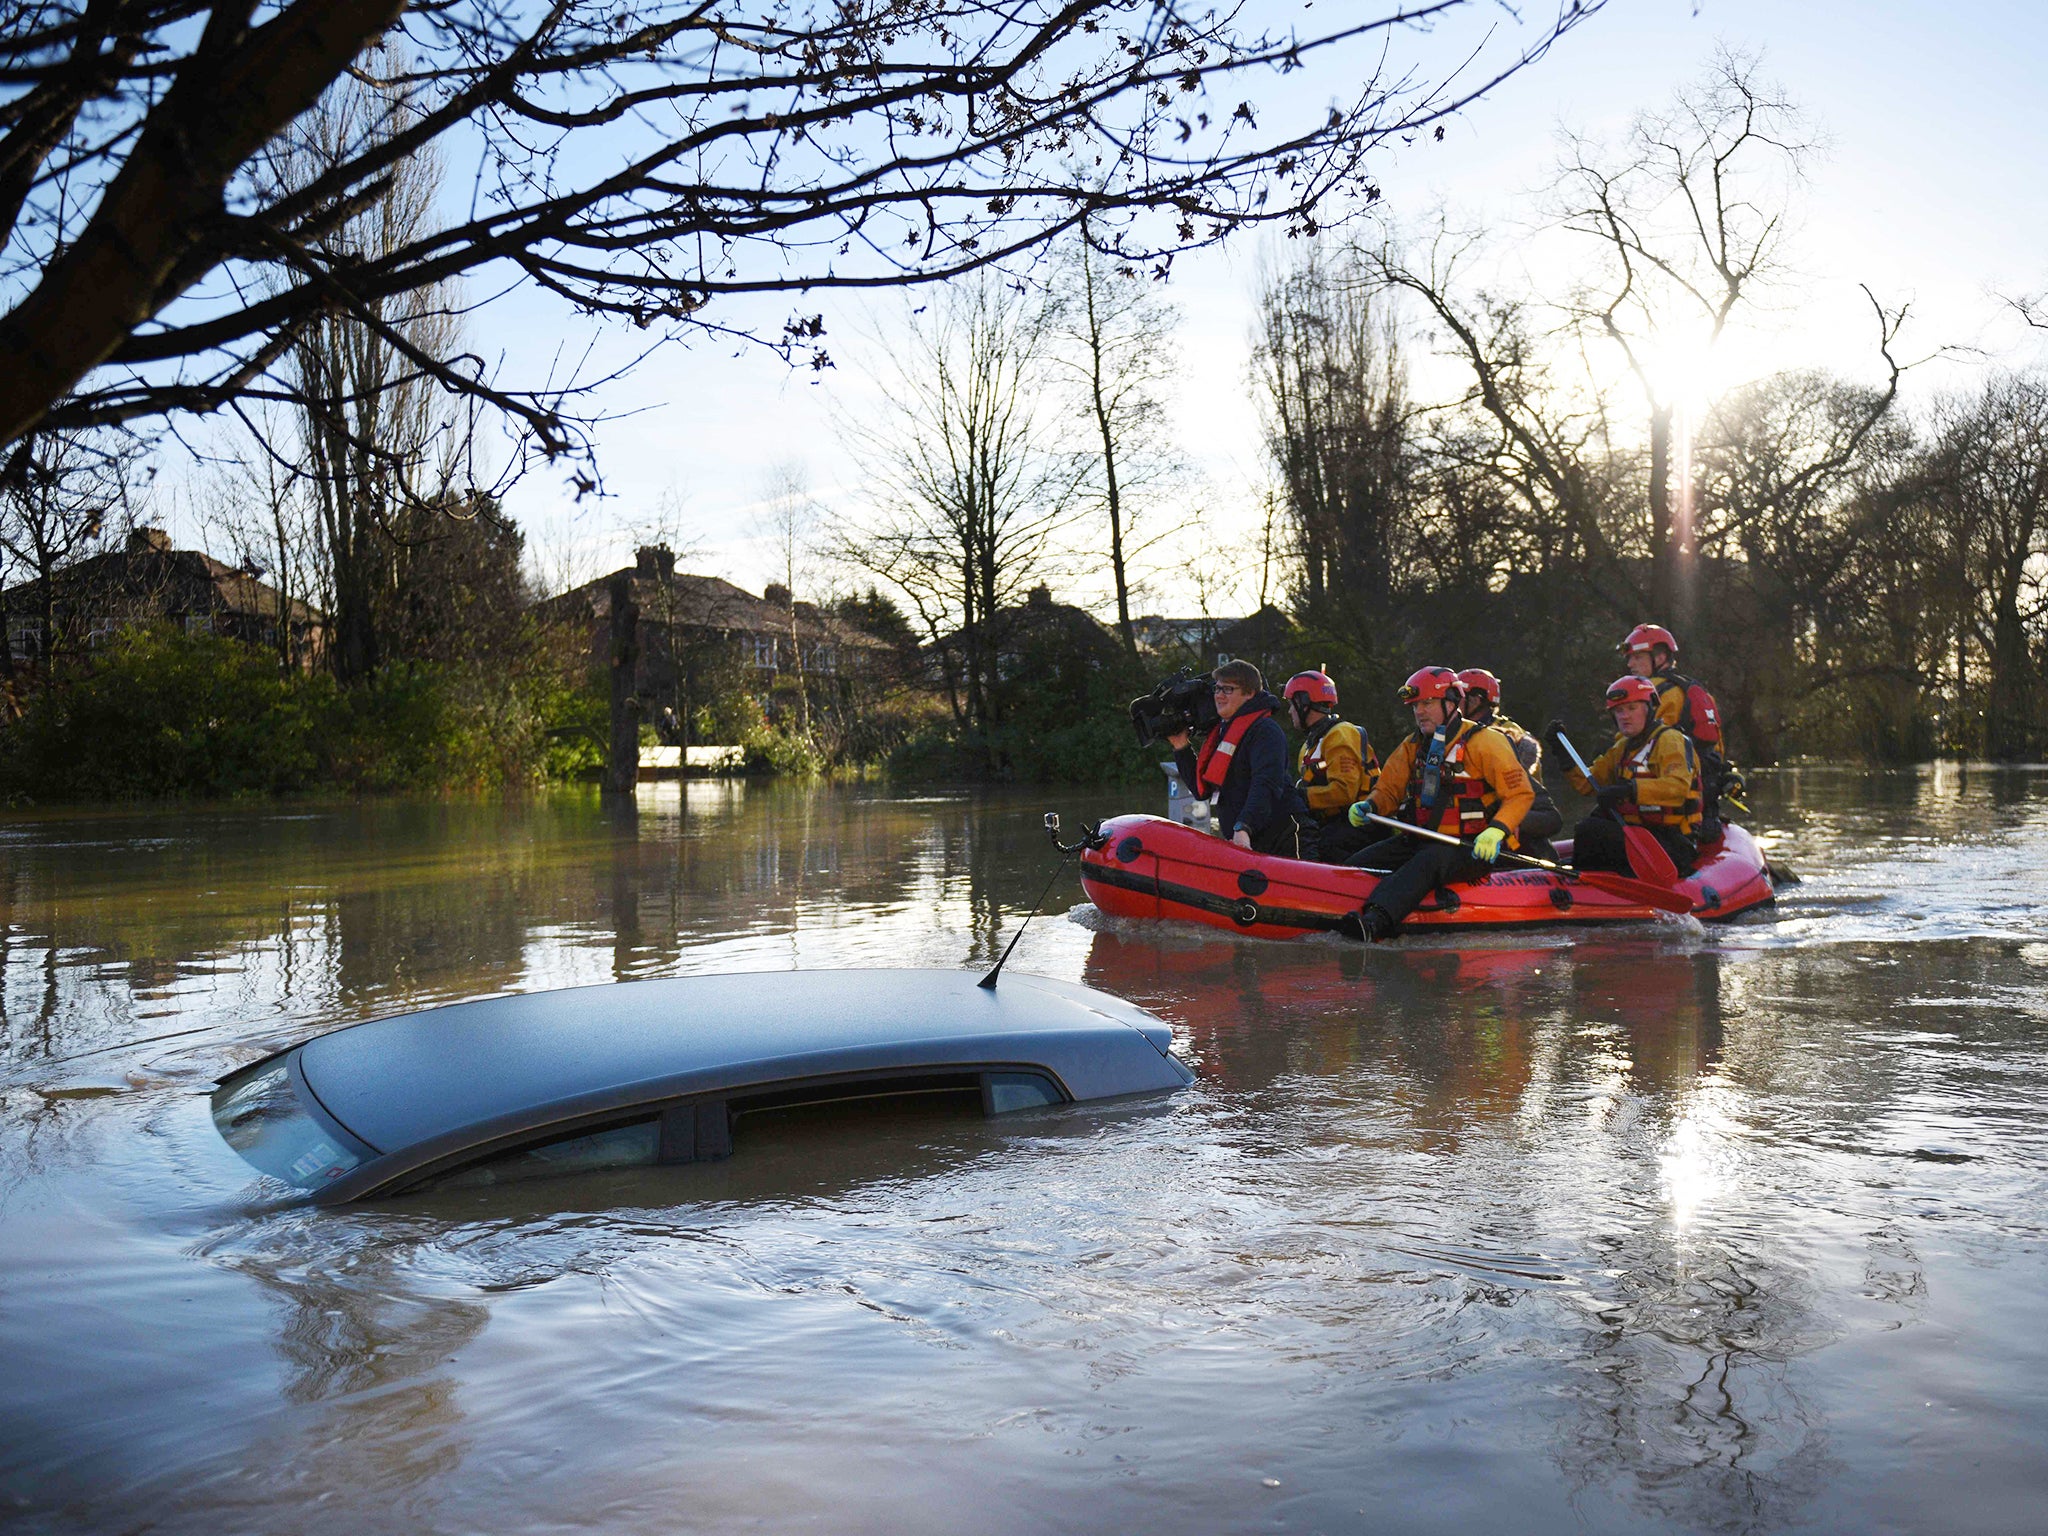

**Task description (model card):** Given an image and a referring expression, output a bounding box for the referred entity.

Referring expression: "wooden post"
[606,571,641,795]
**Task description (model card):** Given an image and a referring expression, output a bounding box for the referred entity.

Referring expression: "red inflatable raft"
[1078,814,1775,939]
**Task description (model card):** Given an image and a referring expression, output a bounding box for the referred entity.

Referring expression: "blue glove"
[1347,802,1372,828]
[1473,827,1506,863]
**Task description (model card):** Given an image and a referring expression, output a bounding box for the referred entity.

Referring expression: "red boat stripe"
[1081,861,1349,933]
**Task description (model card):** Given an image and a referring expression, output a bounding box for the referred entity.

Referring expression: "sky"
[160,0,2048,618]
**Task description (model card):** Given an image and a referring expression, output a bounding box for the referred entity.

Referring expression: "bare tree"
[0,429,137,668]
[0,0,1602,455]
[842,272,1077,742]
[1549,47,1814,628]
[755,459,818,737]
[271,62,470,681]
[1252,241,1414,644]
[213,403,320,669]
[1920,372,2048,759]
[1364,226,1634,596]
[1047,230,1188,652]
[1686,353,1907,756]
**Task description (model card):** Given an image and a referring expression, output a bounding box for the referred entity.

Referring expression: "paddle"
[1551,730,1683,887]
[1359,812,1696,915]
[1622,824,1680,886]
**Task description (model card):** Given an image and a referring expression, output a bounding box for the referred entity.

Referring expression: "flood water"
[2,770,2046,1534]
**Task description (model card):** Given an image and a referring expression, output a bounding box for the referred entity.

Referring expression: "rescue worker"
[1618,623,1742,839]
[1338,666,1534,941]
[1552,675,1704,878]
[1456,667,1562,857]
[1167,660,1296,857]
[1284,668,1379,864]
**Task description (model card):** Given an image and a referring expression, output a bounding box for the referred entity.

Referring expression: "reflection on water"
[2,772,2047,1534]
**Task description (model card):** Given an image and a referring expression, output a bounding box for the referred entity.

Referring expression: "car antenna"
[979,813,1103,989]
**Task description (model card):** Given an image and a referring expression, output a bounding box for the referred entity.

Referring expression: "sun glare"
[1639,328,1724,415]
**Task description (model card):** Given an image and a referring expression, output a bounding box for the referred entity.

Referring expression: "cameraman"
[1168,661,1296,856]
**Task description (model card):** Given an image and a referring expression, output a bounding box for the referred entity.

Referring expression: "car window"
[210,1060,364,1189]
[985,1071,1065,1113]
[427,1117,662,1190]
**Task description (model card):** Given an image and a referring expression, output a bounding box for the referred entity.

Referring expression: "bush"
[0,628,327,798]
[319,661,542,792]
[0,627,556,801]
[888,629,1161,785]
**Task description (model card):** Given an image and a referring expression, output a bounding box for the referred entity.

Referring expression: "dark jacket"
[1174,690,1292,840]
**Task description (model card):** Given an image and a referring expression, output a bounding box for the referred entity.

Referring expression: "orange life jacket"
[1297,717,1376,815]
[1617,723,1703,835]
[1194,704,1275,798]
[1399,719,1501,839]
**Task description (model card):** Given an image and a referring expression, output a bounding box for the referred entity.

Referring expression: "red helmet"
[1397,666,1462,706]
[1605,675,1659,710]
[1620,623,1679,658]
[1284,670,1338,711]
[1455,668,1501,708]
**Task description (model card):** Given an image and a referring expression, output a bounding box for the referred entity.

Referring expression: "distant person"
[1283,669,1379,864]
[1618,624,1741,839]
[1338,666,1535,941]
[1457,667,1562,857]
[1169,661,1296,857]
[1549,675,1704,878]
[657,705,682,746]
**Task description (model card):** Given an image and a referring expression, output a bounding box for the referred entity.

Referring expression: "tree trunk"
[1092,383,1134,653]
[1647,403,1674,619]
[786,599,809,737]
[606,572,641,795]
[1986,569,2034,760]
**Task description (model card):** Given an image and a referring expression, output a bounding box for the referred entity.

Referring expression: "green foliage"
[890,613,1159,784]
[677,687,825,777]
[691,686,764,747]
[1,627,324,798]
[986,657,1159,784]
[745,723,826,777]
[0,627,558,801]
[317,661,542,792]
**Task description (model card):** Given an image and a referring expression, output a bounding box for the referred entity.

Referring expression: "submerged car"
[210,968,1194,1203]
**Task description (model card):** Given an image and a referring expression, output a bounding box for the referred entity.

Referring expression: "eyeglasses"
[1212,683,1243,695]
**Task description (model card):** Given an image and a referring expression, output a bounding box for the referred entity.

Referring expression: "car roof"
[290,969,1186,1197]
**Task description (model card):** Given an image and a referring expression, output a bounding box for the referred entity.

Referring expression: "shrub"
[0,627,557,801]
[0,628,327,798]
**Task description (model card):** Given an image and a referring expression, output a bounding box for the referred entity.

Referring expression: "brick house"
[0,527,323,664]
[539,545,892,733]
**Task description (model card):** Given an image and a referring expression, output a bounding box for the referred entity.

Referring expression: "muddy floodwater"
[3,770,2046,1534]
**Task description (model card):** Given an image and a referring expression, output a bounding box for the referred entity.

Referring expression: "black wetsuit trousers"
[1302,815,1375,865]
[1569,816,1696,878]
[1246,817,1298,859]
[1520,794,1563,851]
[1344,834,1488,924]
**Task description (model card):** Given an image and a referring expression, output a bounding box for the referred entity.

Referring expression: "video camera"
[1128,667,1220,747]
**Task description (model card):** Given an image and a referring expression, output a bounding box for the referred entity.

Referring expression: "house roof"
[543,565,888,650]
[0,536,322,625]
[928,587,1126,661]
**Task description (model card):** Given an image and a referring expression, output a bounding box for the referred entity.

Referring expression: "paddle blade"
[1578,871,1696,914]
[1621,825,1679,886]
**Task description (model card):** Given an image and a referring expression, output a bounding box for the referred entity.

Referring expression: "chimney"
[763,582,791,608]
[635,544,675,582]
[127,527,172,555]
[1026,584,1052,608]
